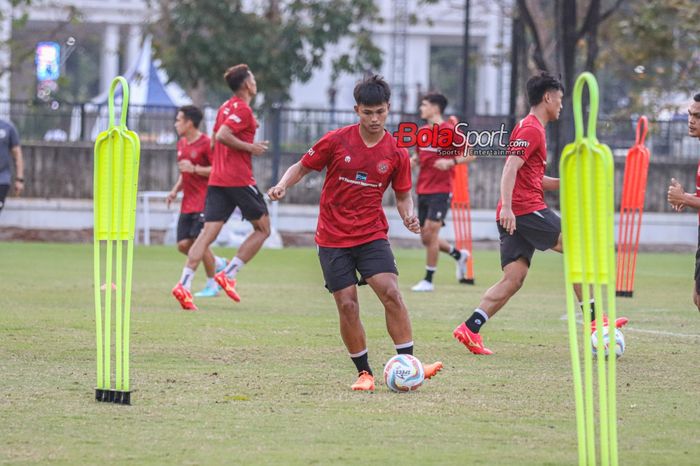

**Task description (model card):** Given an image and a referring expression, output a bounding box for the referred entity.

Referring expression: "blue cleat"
[194,282,220,298]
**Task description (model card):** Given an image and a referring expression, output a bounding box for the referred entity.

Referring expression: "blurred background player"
[268,75,442,391]
[453,72,628,355]
[0,117,24,215]
[166,105,227,298]
[410,93,473,292]
[666,92,700,312]
[172,64,270,310]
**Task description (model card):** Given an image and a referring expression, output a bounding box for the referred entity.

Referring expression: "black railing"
[0,100,695,159]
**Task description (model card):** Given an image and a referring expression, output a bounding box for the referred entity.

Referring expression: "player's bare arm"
[216,125,269,156]
[395,190,420,234]
[499,156,525,235]
[267,161,312,201]
[668,177,700,211]
[166,175,183,208]
[11,145,24,196]
[542,176,560,191]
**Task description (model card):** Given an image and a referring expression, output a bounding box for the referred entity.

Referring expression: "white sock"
[180,267,195,290]
[215,256,227,270]
[224,256,246,279]
[394,341,414,350]
[206,277,216,288]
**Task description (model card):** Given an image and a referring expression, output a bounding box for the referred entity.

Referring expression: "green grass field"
[1,242,699,465]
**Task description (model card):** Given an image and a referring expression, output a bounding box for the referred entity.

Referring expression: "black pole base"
[459,278,475,285]
[615,290,633,298]
[95,389,131,405]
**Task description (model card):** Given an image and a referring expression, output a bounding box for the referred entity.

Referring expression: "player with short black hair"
[268,75,443,390]
[172,65,270,311]
[166,105,227,298]
[410,92,473,292]
[667,92,700,312]
[453,71,627,354]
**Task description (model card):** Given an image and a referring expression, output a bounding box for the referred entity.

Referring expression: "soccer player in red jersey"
[166,105,227,299]
[410,93,473,292]
[172,65,270,310]
[667,92,700,312]
[453,72,627,354]
[268,75,443,391]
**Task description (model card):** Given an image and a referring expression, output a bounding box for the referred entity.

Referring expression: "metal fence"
[0,100,696,160]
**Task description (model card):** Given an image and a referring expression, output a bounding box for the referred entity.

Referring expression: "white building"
[1,0,512,116]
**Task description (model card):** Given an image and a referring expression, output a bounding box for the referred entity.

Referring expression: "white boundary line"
[559,315,700,339]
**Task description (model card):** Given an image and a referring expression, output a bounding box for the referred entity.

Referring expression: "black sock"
[424,268,435,283]
[351,352,372,375]
[580,300,595,322]
[395,342,414,355]
[465,309,488,333]
[449,246,462,260]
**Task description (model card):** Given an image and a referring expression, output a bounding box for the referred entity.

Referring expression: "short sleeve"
[8,124,19,148]
[223,105,253,135]
[300,132,336,171]
[508,126,541,162]
[391,148,412,193]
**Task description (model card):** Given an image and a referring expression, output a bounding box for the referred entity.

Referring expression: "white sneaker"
[455,249,470,281]
[411,280,435,292]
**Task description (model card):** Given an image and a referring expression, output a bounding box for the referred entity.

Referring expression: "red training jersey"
[209,96,258,187]
[177,134,211,214]
[696,161,700,222]
[300,124,412,248]
[496,114,548,219]
[416,120,460,195]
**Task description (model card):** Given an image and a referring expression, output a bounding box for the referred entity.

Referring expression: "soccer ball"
[383,354,424,392]
[591,327,625,358]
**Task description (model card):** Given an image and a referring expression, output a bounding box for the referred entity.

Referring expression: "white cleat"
[411,279,435,292]
[455,249,470,281]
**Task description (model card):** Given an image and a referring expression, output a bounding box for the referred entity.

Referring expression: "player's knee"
[504,273,526,292]
[337,298,359,318]
[382,287,404,309]
[253,218,271,237]
[177,241,190,254]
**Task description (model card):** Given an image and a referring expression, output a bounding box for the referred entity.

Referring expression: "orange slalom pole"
[615,116,651,297]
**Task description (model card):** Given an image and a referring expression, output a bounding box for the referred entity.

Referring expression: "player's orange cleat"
[591,316,629,333]
[214,272,241,302]
[453,322,493,355]
[351,371,375,391]
[422,361,443,379]
[172,283,197,311]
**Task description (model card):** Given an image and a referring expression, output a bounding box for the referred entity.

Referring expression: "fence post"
[269,103,282,187]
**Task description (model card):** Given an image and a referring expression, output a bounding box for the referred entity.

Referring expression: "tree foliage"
[598,0,700,115]
[151,0,384,105]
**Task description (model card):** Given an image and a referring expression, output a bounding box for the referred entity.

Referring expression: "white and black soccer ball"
[383,354,424,392]
[591,327,625,359]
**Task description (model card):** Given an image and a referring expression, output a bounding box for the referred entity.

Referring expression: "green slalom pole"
[93,76,140,405]
[560,72,618,466]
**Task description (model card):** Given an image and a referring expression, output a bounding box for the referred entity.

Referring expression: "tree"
[515,0,625,171]
[597,0,700,116]
[150,0,383,106]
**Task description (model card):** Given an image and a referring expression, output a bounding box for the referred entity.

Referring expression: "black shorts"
[418,193,451,226]
[318,239,399,293]
[498,208,561,269]
[177,212,205,242]
[694,227,700,294]
[204,185,268,223]
[0,184,9,212]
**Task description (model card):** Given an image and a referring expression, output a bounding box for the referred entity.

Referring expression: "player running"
[268,75,442,391]
[667,92,700,312]
[410,93,473,292]
[172,64,270,310]
[166,105,227,298]
[453,72,627,355]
